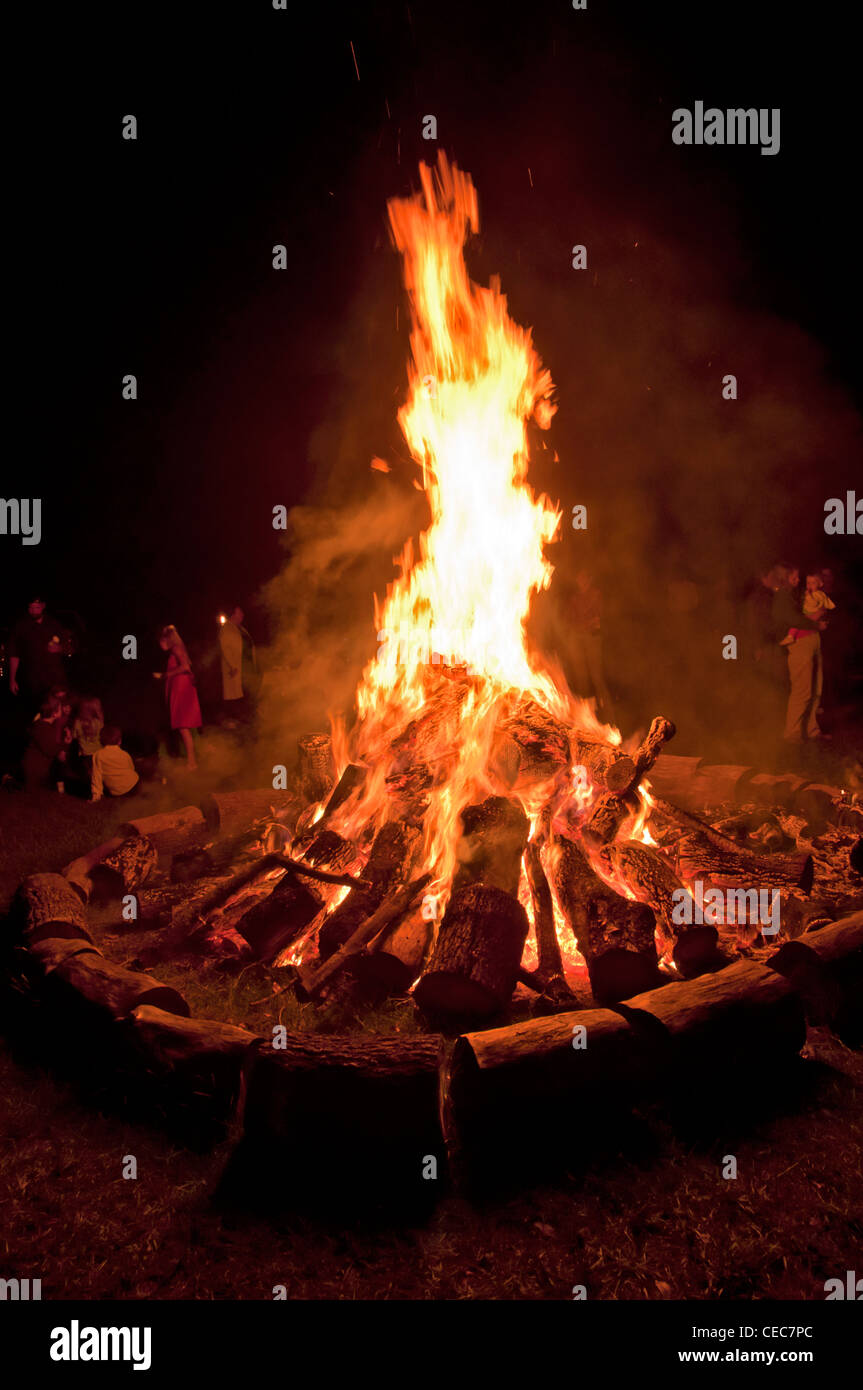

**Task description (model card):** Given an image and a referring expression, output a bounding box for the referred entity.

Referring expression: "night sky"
[4,0,861,724]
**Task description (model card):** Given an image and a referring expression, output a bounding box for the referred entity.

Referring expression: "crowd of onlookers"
[2,596,259,798]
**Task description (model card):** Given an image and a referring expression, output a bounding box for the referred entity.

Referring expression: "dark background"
[3,0,861,750]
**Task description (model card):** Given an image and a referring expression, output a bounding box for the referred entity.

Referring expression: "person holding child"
[769,564,828,743]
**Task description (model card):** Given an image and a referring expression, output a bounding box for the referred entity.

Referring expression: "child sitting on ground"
[90,724,140,802]
[22,695,69,790]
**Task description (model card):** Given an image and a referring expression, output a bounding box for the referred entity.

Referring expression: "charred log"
[317,821,421,959]
[451,795,530,897]
[235,874,323,962]
[414,883,529,1021]
[88,834,158,904]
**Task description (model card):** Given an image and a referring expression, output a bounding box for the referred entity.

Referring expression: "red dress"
[166,652,202,730]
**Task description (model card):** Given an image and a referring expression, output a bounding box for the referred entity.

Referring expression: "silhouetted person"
[8,596,69,715]
[769,563,826,742]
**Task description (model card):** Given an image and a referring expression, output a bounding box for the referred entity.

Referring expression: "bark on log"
[581,791,634,848]
[490,700,572,789]
[297,872,432,1002]
[767,912,863,1045]
[317,763,367,824]
[240,1035,443,1198]
[200,789,300,840]
[235,873,323,962]
[579,892,660,1004]
[28,938,104,973]
[291,827,354,873]
[119,1004,259,1093]
[118,805,207,858]
[46,951,190,1021]
[548,832,599,947]
[317,821,421,959]
[350,906,434,998]
[413,884,529,1020]
[621,715,677,796]
[524,840,567,988]
[62,837,125,903]
[296,733,336,803]
[88,835,158,903]
[570,735,637,794]
[597,841,718,977]
[12,873,94,946]
[620,958,806,1072]
[675,832,814,893]
[451,795,530,897]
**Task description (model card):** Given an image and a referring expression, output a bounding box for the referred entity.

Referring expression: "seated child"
[22,696,69,790]
[90,725,140,802]
[72,696,104,757]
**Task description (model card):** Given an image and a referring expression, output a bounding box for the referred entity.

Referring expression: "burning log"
[767,911,863,1046]
[297,872,432,1002]
[238,1033,443,1208]
[45,950,189,1021]
[413,883,529,1020]
[349,905,434,999]
[235,874,323,962]
[624,715,677,794]
[598,841,718,975]
[297,733,336,802]
[12,873,95,946]
[675,832,814,893]
[581,791,634,849]
[62,836,125,902]
[570,735,637,794]
[523,840,574,1005]
[292,826,355,873]
[88,834,158,904]
[451,795,530,897]
[317,821,421,959]
[200,789,300,841]
[550,835,670,998]
[118,805,207,858]
[490,699,572,789]
[318,763,367,824]
[580,894,660,1004]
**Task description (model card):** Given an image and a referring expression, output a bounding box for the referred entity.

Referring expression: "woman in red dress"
[155,625,202,771]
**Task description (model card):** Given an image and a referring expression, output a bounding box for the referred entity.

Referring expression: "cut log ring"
[11,873,95,947]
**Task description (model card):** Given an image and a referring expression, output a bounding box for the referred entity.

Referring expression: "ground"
[1,782,861,1300]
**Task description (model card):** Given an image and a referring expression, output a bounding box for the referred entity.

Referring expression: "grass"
[1,787,862,1300]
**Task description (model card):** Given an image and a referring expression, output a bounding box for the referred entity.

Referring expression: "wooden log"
[12,872,94,946]
[118,805,207,858]
[291,826,354,872]
[581,791,633,848]
[119,1004,259,1094]
[317,762,367,824]
[548,832,598,947]
[413,884,529,1019]
[88,834,158,904]
[45,951,190,1021]
[317,821,421,959]
[570,736,636,794]
[441,1006,648,1191]
[240,1034,444,1202]
[746,772,808,808]
[297,872,432,1002]
[451,795,530,897]
[490,700,573,789]
[349,906,434,998]
[620,958,806,1072]
[524,840,567,989]
[234,873,323,962]
[580,892,660,1004]
[28,938,104,972]
[200,788,300,840]
[767,912,863,1045]
[640,754,705,807]
[169,847,216,883]
[622,715,677,795]
[596,841,718,976]
[675,831,814,893]
[62,836,125,902]
[297,733,336,802]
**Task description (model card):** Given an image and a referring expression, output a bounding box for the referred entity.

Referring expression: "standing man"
[8,596,69,717]
[219,605,257,724]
